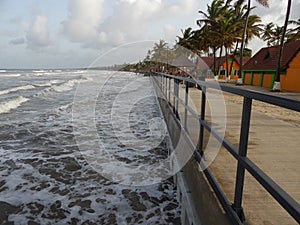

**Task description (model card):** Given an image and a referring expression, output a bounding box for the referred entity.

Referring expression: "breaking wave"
[0,96,29,114]
[0,85,36,96]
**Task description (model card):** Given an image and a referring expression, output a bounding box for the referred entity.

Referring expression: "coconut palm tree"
[176,28,195,52]
[287,18,300,41]
[217,9,242,79]
[273,0,292,91]
[237,0,269,85]
[262,22,275,46]
[152,39,169,71]
[197,0,227,77]
[229,12,262,76]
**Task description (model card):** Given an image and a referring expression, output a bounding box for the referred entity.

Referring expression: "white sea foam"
[0,74,21,77]
[33,70,46,73]
[0,96,29,114]
[49,79,82,92]
[0,72,180,224]
[34,80,62,87]
[0,85,36,96]
[0,70,7,72]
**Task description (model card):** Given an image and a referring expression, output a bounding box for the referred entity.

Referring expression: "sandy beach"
[223,92,300,127]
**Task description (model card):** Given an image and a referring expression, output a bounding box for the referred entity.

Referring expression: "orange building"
[243,41,300,92]
[201,55,250,79]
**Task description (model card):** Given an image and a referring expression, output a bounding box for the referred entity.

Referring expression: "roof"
[243,41,300,71]
[200,55,250,69]
[171,54,195,68]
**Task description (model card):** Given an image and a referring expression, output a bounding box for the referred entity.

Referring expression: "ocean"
[0,69,180,224]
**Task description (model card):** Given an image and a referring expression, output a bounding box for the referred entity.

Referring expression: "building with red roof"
[200,55,250,79]
[243,41,300,92]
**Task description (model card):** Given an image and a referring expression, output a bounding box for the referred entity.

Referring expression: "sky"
[0,0,299,69]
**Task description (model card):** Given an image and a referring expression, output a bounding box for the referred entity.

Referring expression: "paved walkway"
[176,83,300,225]
[219,80,300,101]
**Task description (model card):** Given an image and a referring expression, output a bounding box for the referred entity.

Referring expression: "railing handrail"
[152,72,300,225]
[155,72,300,112]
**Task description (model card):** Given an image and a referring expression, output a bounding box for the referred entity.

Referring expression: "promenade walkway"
[176,82,300,225]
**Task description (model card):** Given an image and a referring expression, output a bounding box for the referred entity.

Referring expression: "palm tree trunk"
[213,47,217,76]
[225,45,229,80]
[237,0,251,85]
[273,0,292,91]
[218,46,223,76]
[229,41,240,75]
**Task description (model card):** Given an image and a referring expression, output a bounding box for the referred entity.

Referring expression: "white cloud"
[62,0,200,48]
[253,0,300,26]
[249,0,300,54]
[26,15,51,49]
[163,24,177,44]
[62,0,105,43]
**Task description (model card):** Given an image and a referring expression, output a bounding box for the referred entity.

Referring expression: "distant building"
[243,41,300,92]
[200,55,250,79]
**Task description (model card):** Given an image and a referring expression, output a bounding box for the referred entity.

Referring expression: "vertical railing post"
[174,78,179,117]
[197,86,206,156]
[165,76,168,97]
[168,77,171,102]
[173,78,176,109]
[184,80,189,130]
[232,96,252,221]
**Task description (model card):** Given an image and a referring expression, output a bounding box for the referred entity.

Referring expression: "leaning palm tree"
[237,0,269,85]
[273,0,292,91]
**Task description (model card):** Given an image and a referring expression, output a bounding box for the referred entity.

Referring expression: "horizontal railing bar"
[202,166,245,225]
[201,120,240,160]
[176,95,199,121]
[155,73,300,112]
[240,157,300,223]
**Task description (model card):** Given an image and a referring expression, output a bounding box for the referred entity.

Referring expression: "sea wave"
[32,70,46,73]
[48,79,82,92]
[0,85,36,96]
[35,78,88,97]
[0,74,21,77]
[34,80,62,87]
[0,96,29,114]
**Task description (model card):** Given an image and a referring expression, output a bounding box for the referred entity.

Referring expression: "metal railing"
[152,72,300,225]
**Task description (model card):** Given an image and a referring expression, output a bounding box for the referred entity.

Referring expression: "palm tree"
[197,0,226,77]
[237,0,269,85]
[176,28,195,52]
[229,12,262,76]
[287,18,300,41]
[273,0,292,91]
[152,39,169,71]
[262,23,289,46]
[217,9,242,79]
[262,22,275,46]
